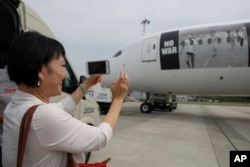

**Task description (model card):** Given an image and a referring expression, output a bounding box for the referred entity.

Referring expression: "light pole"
[141,18,150,36]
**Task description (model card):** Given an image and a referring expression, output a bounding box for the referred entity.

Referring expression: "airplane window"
[113,50,122,57]
[153,44,156,49]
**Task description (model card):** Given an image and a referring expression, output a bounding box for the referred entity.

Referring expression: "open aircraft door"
[141,37,158,62]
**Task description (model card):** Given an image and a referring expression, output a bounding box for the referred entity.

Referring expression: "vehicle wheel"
[100,107,108,115]
[168,105,173,112]
[98,103,110,115]
[140,102,153,113]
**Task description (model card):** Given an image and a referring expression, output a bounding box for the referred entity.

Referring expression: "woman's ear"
[38,65,48,81]
[38,71,44,81]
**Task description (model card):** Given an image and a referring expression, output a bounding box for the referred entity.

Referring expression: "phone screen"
[86,60,109,75]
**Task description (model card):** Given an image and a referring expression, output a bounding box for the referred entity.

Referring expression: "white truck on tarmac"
[87,83,112,115]
[0,0,102,126]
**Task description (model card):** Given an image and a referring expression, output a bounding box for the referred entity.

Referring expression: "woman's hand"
[111,72,129,101]
[103,72,129,129]
[83,74,103,90]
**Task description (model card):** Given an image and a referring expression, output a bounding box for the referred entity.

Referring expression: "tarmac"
[89,102,250,167]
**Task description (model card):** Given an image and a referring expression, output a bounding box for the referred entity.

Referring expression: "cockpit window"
[113,50,122,57]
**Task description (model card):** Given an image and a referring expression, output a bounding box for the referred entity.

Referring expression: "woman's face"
[39,55,67,97]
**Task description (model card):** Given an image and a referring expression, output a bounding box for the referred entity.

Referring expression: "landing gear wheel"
[140,102,153,113]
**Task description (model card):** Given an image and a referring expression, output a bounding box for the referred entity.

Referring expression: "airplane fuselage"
[103,20,250,96]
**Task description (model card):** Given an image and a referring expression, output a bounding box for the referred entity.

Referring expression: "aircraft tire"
[140,102,153,113]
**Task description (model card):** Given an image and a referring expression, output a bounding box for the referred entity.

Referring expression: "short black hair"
[7,31,65,86]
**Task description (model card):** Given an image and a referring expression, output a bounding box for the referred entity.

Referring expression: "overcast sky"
[23,0,250,76]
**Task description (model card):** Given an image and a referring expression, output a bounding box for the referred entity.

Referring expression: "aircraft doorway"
[141,37,158,62]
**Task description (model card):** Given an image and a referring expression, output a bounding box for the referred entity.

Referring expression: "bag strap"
[67,153,111,167]
[67,153,79,167]
[16,105,40,167]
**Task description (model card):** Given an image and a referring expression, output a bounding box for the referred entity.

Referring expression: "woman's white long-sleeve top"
[2,90,113,167]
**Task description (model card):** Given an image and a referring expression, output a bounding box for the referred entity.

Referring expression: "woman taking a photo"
[2,31,129,167]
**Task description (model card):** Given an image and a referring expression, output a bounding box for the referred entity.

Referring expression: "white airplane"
[100,20,250,113]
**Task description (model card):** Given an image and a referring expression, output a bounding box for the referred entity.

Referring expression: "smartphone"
[86,60,110,75]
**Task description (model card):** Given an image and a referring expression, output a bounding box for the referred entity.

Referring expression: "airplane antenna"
[141,17,150,36]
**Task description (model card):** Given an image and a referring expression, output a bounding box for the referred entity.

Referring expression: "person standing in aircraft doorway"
[180,34,197,68]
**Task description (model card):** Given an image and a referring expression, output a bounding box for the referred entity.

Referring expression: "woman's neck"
[18,83,49,103]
